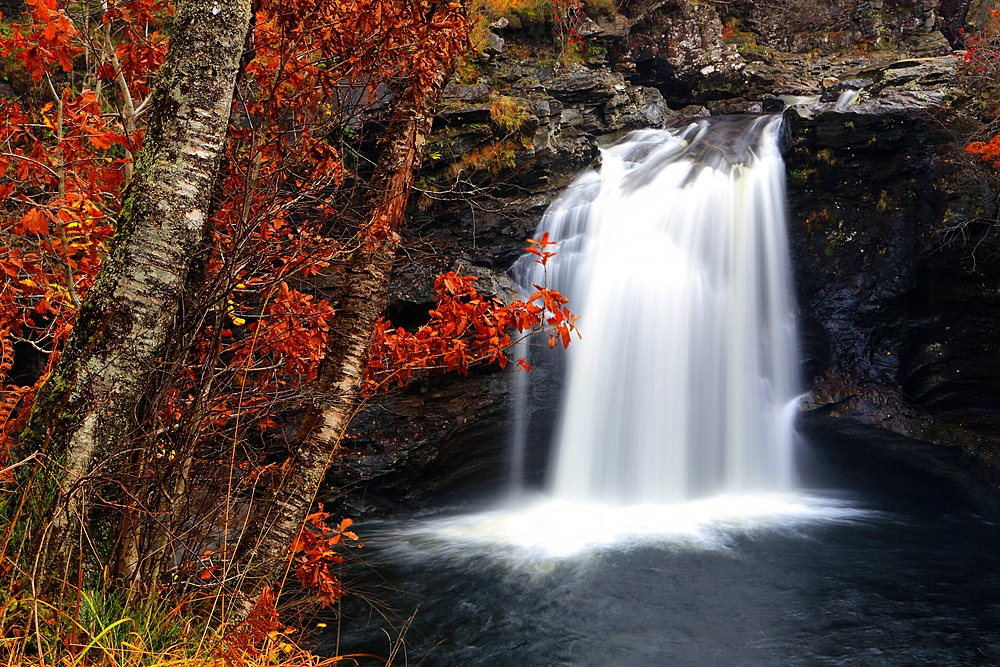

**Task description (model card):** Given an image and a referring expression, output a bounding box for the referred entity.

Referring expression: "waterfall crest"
[511,115,800,504]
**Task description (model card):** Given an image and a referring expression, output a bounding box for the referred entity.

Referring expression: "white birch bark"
[18,0,253,589]
[230,35,458,620]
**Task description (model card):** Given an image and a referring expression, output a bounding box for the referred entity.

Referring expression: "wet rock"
[677,104,710,117]
[493,59,552,86]
[323,363,560,518]
[525,97,563,121]
[604,85,673,131]
[766,61,1000,518]
[785,88,1000,436]
[592,12,631,38]
[871,55,963,95]
[733,0,940,53]
[435,103,492,128]
[620,0,746,104]
[784,55,962,114]
[544,64,618,104]
[905,30,955,56]
[707,97,763,115]
[452,259,520,306]
[966,0,1000,35]
[443,82,491,104]
[424,121,493,162]
[799,414,1000,517]
[786,31,865,55]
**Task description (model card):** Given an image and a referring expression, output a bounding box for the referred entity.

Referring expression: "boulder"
[544,63,618,104]
[905,30,955,57]
[604,85,673,131]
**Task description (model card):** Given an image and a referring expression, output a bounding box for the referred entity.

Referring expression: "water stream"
[510,115,798,502]
[324,489,1000,666]
[316,117,1000,665]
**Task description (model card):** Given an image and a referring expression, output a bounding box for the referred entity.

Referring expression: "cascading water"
[324,115,1000,667]
[359,115,860,565]
[511,115,800,504]
[835,88,862,110]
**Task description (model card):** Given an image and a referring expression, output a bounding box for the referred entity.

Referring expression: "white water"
[511,115,800,504]
[777,94,821,106]
[385,117,866,564]
[381,493,873,567]
[835,89,862,110]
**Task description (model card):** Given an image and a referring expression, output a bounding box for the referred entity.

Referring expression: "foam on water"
[379,493,874,569]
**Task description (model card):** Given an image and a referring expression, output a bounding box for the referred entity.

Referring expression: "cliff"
[320,0,1000,518]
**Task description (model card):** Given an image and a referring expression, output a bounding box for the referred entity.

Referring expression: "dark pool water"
[316,449,1000,667]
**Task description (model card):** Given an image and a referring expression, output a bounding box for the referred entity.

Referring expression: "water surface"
[321,484,1000,666]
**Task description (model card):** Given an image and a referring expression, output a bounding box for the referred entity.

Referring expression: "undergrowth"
[466,0,621,60]
[0,587,354,667]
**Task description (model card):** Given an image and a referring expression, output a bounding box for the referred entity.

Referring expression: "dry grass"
[0,590,368,667]
[0,622,353,667]
[489,96,530,134]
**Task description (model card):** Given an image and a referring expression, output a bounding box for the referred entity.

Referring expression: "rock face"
[782,89,1000,512]
[618,0,748,104]
[734,0,941,51]
[325,0,1000,518]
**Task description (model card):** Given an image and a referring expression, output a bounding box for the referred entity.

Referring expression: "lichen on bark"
[10,0,254,591]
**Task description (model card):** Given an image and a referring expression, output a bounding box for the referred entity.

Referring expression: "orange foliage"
[368,234,578,389]
[219,586,285,666]
[0,0,575,619]
[289,506,361,608]
[960,12,1000,169]
[966,134,1000,167]
[0,0,475,446]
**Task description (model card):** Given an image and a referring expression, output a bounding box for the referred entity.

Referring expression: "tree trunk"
[14,0,253,592]
[231,28,460,617]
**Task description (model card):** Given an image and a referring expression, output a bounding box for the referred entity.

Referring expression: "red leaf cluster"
[290,506,360,608]
[368,235,578,390]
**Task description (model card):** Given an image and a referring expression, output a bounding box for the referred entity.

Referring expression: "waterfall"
[834,89,862,110]
[510,115,800,504]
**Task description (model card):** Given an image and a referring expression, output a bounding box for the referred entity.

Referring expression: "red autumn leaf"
[90,130,114,150]
[16,209,48,236]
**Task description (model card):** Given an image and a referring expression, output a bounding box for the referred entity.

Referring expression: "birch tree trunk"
[231,23,461,616]
[15,0,252,591]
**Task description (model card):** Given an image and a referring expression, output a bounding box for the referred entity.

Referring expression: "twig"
[42,209,82,309]
[0,153,61,180]
[0,452,41,478]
